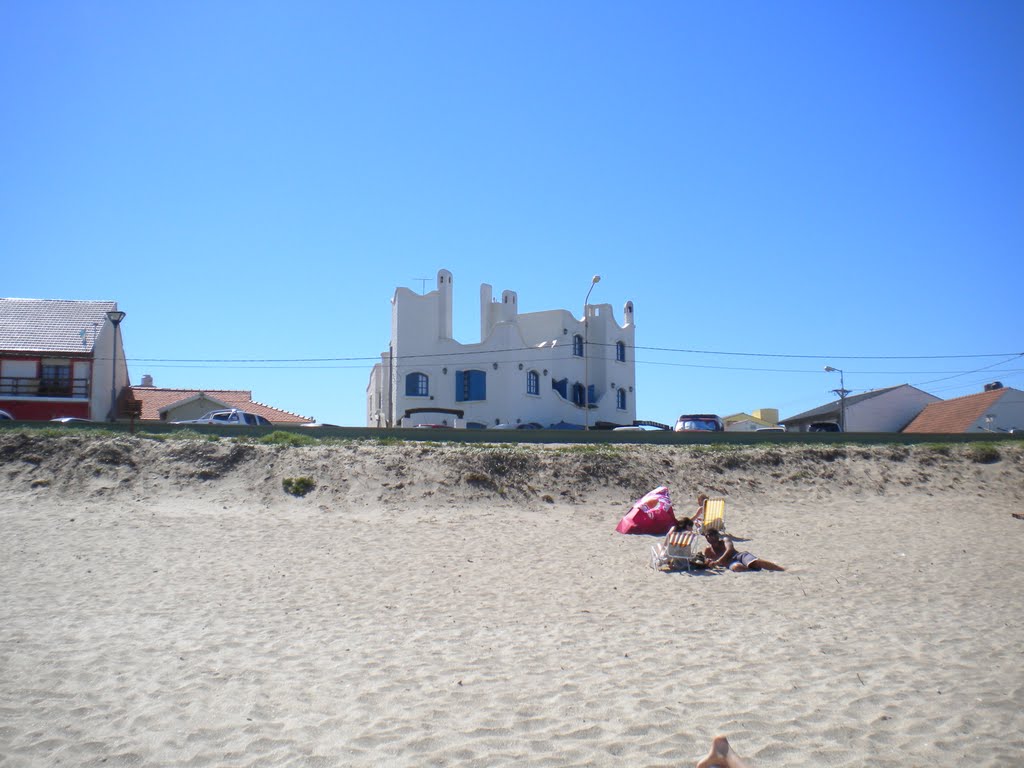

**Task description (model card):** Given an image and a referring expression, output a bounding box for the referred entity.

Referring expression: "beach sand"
[1,433,1022,766]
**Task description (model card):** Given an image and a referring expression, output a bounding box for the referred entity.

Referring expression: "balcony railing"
[0,376,91,399]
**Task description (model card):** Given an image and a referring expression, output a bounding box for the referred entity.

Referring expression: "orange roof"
[902,388,1008,433]
[129,387,313,423]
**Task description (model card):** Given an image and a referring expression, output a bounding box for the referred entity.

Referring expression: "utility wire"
[125,345,1023,364]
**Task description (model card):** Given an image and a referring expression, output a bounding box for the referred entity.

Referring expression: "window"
[455,369,486,401]
[573,334,584,357]
[527,370,539,395]
[552,377,568,399]
[617,388,627,410]
[40,363,71,396]
[405,372,429,397]
[616,341,626,362]
[572,382,585,406]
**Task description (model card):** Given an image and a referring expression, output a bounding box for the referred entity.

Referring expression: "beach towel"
[615,486,676,535]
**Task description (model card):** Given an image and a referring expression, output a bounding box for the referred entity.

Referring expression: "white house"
[0,298,129,421]
[903,383,1023,433]
[367,269,637,429]
[781,384,941,432]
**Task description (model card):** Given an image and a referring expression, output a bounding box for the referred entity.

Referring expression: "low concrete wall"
[4,420,1021,447]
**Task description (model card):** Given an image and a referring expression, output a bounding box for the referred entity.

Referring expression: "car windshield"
[682,419,718,431]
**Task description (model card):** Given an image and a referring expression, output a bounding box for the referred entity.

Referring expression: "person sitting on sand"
[652,515,700,570]
[703,528,784,572]
[694,493,709,521]
[696,734,750,768]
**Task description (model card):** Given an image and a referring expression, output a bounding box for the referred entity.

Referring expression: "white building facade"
[366,269,637,429]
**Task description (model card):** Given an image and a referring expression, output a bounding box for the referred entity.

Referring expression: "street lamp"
[583,275,601,430]
[106,310,126,422]
[824,365,849,432]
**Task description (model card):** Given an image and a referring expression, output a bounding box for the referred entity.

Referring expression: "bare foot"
[696,734,749,768]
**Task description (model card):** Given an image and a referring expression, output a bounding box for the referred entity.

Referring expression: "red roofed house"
[902,383,1023,434]
[0,298,129,421]
[130,376,314,424]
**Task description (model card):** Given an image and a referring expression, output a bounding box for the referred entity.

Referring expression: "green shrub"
[259,430,316,447]
[282,476,316,496]
[966,443,1000,464]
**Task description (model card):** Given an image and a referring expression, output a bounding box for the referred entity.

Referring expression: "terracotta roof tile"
[902,388,1008,433]
[130,387,313,423]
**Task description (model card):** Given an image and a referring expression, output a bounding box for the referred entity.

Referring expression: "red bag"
[615,486,676,535]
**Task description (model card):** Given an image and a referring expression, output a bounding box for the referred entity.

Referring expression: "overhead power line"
[126,345,1023,364]
[617,343,1023,360]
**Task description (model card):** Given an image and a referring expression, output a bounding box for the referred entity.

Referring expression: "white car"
[172,409,272,426]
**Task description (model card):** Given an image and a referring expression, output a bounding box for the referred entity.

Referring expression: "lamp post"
[583,274,601,430]
[106,310,126,422]
[824,365,849,432]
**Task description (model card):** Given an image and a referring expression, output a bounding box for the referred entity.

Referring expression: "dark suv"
[808,421,841,432]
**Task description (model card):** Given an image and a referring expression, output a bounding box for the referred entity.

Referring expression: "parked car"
[50,417,95,424]
[755,426,786,433]
[492,422,544,430]
[808,422,842,432]
[674,414,725,432]
[0,409,13,420]
[613,421,672,432]
[172,409,272,426]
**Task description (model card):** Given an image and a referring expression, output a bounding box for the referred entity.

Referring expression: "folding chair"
[700,497,726,533]
[650,529,699,572]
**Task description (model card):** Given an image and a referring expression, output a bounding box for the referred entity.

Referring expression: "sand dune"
[1,433,1022,766]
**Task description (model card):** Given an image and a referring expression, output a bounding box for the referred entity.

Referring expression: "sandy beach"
[2,432,1022,767]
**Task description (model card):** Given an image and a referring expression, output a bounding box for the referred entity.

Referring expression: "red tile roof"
[902,388,1008,433]
[129,387,313,423]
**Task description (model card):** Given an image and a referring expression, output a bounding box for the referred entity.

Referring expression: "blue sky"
[3,2,1022,426]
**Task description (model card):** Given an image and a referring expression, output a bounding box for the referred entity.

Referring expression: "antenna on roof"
[414,278,429,294]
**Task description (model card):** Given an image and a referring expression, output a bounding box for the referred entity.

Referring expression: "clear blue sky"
[3,2,1022,426]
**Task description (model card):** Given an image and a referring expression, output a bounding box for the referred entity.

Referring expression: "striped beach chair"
[650,529,700,572]
[700,497,726,533]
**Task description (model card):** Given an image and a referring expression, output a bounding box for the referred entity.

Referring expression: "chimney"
[141,374,154,387]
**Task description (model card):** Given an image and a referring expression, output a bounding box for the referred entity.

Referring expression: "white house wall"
[367,269,636,428]
[969,390,1024,432]
[847,386,940,432]
[90,321,128,421]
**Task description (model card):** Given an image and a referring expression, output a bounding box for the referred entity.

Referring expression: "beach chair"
[700,497,726,533]
[650,529,700,572]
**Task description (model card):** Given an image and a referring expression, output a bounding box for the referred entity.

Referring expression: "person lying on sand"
[696,734,750,768]
[704,528,784,572]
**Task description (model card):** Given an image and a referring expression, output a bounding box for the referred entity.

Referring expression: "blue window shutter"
[455,370,464,402]
[552,378,567,399]
[587,384,595,405]
[405,374,417,396]
[469,370,486,400]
